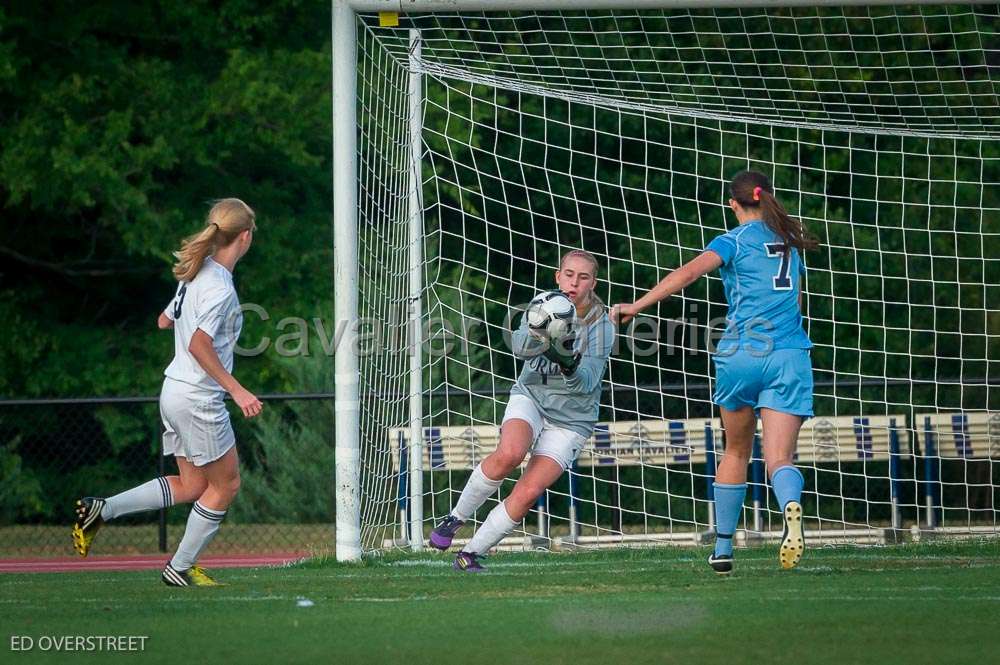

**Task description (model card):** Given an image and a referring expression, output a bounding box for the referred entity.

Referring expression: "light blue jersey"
[706,220,811,354]
[706,220,814,417]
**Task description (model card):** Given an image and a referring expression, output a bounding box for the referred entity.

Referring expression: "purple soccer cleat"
[453,551,485,572]
[429,514,465,551]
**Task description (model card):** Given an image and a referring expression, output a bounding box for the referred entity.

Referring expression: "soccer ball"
[526,290,575,340]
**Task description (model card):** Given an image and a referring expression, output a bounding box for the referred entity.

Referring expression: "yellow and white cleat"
[162,564,224,587]
[72,497,106,557]
[779,500,805,570]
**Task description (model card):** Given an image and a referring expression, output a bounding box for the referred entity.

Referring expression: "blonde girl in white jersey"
[71,198,263,587]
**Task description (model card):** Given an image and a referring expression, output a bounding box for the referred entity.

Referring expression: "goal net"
[340,1,1000,556]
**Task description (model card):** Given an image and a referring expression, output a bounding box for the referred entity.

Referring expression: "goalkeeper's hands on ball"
[524,290,581,374]
[542,330,581,375]
[527,320,580,375]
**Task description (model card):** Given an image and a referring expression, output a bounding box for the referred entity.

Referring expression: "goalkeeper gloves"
[543,333,581,375]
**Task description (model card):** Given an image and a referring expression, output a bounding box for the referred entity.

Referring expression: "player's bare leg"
[709,406,756,574]
[503,454,563,522]
[717,406,756,484]
[169,456,209,504]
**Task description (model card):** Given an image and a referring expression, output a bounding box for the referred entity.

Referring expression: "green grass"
[3,541,999,664]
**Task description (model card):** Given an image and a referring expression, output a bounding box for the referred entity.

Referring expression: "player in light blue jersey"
[430,250,615,572]
[613,171,818,574]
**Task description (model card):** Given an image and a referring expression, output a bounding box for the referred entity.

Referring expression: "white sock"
[464,501,518,555]
[169,502,226,571]
[101,477,173,520]
[451,464,504,522]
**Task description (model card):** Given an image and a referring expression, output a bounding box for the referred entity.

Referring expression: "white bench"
[388,414,912,471]
[915,412,1000,459]
[912,411,1000,528]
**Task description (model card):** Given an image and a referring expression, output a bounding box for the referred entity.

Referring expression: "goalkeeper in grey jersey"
[430,250,615,572]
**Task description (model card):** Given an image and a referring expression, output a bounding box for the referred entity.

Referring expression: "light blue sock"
[713,482,746,557]
[771,465,804,509]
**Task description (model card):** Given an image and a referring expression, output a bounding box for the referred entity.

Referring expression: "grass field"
[3,540,999,664]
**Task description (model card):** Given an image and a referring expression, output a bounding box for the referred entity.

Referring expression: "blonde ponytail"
[172,198,256,281]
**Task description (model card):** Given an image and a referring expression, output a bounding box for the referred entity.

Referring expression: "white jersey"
[162,258,243,393]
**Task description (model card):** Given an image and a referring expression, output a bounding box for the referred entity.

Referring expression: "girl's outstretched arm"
[611,250,723,325]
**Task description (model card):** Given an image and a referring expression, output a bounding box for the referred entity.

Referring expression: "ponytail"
[172,198,256,281]
[729,171,818,252]
[583,291,606,326]
[172,224,222,281]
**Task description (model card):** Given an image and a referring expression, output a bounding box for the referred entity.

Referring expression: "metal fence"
[1,394,335,558]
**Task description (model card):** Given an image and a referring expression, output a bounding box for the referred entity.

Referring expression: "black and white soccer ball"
[526,290,575,340]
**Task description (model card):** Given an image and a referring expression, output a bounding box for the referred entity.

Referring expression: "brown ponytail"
[172,198,256,281]
[729,171,818,251]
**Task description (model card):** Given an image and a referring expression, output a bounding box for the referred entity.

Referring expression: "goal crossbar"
[346,0,985,12]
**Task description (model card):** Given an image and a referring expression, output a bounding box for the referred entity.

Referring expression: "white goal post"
[332,0,999,561]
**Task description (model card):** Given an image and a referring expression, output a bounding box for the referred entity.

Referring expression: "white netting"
[384,5,1000,137]
[354,4,1000,553]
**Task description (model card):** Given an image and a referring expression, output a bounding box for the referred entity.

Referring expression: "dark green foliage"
[0,1,333,399]
[229,355,335,524]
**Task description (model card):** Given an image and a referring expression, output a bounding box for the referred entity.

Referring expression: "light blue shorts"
[712,347,814,417]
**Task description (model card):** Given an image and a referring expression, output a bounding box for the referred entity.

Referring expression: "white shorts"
[502,394,587,471]
[159,377,236,467]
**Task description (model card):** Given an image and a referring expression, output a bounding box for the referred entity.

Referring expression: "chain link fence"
[1,394,335,558]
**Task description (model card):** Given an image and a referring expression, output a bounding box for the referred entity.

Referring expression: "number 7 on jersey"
[764,243,793,290]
